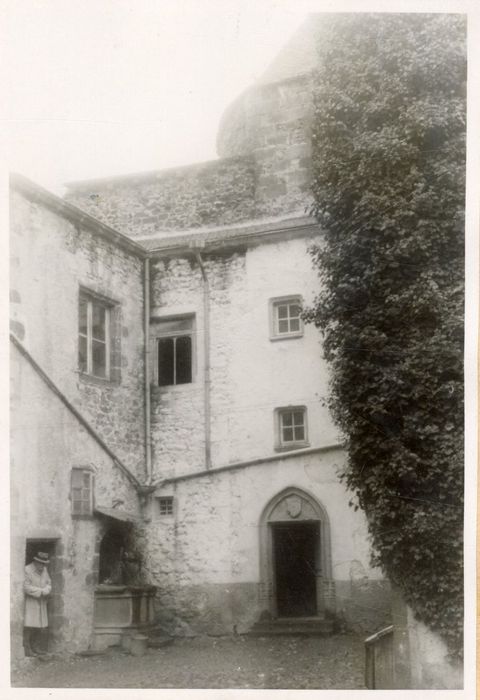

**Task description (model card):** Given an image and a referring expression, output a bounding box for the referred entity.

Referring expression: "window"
[156,317,194,386]
[156,497,174,516]
[270,296,303,339]
[78,292,112,379]
[275,407,309,450]
[71,468,94,516]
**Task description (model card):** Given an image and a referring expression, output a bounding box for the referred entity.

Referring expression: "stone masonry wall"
[144,450,389,636]
[10,343,141,658]
[65,73,315,236]
[390,588,463,689]
[145,232,391,635]
[10,189,146,479]
[10,186,146,660]
[65,156,257,238]
[217,74,314,218]
[148,234,339,479]
[149,255,206,477]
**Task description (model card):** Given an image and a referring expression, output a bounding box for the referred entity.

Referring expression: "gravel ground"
[12,633,366,689]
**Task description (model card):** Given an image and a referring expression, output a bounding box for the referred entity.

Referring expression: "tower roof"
[256,14,322,85]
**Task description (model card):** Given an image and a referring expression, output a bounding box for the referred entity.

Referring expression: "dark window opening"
[158,334,192,386]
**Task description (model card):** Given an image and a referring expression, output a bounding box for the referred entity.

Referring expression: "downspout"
[144,257,152,483]
[194,250,212,470]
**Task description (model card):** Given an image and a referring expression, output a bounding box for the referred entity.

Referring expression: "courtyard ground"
[12,633,366,689]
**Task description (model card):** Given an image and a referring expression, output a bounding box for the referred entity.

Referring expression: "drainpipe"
[194,250,212,470]
[144,257,152,483]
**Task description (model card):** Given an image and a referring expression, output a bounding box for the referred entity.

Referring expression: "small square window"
[270,297,303,339]
[275,407,309,450]
[71,468,94,516]
[157,497,174,516]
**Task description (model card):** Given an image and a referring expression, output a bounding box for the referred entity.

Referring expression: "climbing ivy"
[305,14,466,654]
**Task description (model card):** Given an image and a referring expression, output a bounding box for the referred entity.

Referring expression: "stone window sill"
[274,442,310,453]
[151,382,196,393]
[269,332,304,342]
[77,371,121,388]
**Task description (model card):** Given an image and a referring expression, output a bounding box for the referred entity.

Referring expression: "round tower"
[216,15,323,219]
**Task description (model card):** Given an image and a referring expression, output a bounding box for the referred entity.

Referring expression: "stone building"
[10,175,150,657]
[10,16,394,666]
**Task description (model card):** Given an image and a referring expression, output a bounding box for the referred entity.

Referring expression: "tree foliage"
[305,13,466,654]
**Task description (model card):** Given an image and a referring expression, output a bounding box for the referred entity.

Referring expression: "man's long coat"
[24,563,51,628]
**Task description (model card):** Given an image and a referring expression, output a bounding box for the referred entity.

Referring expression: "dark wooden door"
[273,522,318,617]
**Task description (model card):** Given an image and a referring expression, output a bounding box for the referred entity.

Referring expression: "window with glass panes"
[272,297,303,337]
[157,497,174,516]
[78,293,111,379]
[156,317,193,386]
[278,407,308,447]
[71,468,93,516]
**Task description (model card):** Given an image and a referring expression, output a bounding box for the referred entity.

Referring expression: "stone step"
[249,617,335,637]
[146,625,175,648]
[147,636,175,649]
[148,625,171,637]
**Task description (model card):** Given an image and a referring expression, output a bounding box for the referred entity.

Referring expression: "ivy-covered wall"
[305,13,465,657]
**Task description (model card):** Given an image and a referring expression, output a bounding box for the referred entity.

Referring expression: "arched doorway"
[259,487,334,619]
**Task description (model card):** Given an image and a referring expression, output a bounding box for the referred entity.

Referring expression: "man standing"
[23,552,51,656]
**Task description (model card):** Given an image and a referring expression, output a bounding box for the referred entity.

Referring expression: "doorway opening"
[25,539,57,567]
[24,538,61,653]
[259,487,333,620]
[98,525,129,584]
[272,521,319,617]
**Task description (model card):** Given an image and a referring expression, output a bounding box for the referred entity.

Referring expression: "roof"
[94,506,139,523]
[140,215,320,256]
[257,15,322,85]
[11,173,320,257]
[64,155,251,191]
[10,173,146,259]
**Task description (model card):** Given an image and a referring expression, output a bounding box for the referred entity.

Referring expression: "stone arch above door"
[258,486,334,618]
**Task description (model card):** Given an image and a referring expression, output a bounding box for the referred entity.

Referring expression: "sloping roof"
[140,215,320,255]
[94,506,139,523]
[10,173,146,259]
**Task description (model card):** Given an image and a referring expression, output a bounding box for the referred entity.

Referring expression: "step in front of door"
[249,617,335,637]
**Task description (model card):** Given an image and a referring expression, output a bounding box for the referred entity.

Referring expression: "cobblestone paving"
[12,633,366,689]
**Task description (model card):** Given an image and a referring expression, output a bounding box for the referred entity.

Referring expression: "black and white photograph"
[4,0,477,695]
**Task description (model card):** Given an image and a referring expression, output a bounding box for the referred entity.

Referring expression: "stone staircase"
[249,616,335,637]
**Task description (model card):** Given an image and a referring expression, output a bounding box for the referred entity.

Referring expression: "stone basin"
[93,584,157,650]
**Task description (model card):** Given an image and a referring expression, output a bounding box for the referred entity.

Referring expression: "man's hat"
[33,552,49,565]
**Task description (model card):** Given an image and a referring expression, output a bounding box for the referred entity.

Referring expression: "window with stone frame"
[275,406,309,450]
[156,496,174,516]
[78,289,120,381]
[155,316,194,387]
[71,467,94,516]
[270,296,303,339]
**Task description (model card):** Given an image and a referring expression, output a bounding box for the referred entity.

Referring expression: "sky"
[4,0,469,195]
[3,0,320,194]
